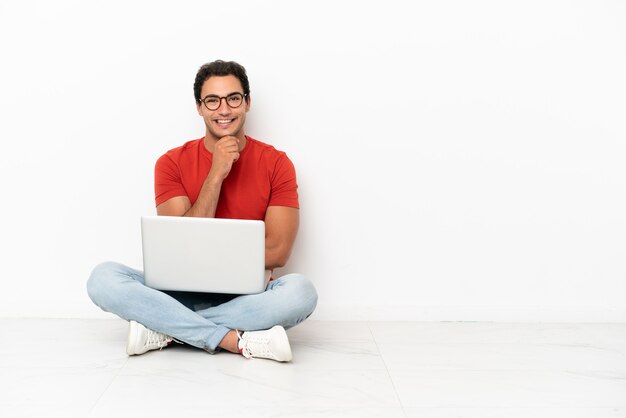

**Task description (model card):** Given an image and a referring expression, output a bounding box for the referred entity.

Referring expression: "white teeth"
[216,119,234,124]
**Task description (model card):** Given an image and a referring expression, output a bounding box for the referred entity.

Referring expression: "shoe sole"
[271,326,293,362]
[126,320,140,356]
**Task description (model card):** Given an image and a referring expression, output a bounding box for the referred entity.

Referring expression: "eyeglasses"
[200,92,248,111]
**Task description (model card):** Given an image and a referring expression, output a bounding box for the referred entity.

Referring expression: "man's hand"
[208,136,240,183]
[158,135,243,218]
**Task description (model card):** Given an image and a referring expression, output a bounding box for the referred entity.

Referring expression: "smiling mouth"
[215,118,236,125]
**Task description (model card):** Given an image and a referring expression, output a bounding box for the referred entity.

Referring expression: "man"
[87,60,317,362]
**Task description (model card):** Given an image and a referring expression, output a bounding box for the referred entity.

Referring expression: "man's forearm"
[183,176,223,218]
[265,242,291,270]
[265,255,285,271]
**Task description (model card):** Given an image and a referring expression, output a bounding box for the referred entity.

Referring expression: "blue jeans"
[86,261,318,351]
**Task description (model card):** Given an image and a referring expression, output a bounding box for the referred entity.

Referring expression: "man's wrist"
[205,172,224,188]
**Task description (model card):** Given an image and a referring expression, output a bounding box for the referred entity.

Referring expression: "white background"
[0,0,624,320]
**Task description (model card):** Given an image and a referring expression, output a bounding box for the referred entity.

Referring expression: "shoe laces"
[238,330,271,359]
[146,329,172,350]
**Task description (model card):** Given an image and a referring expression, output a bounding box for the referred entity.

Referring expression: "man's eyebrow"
[202,91,243,99]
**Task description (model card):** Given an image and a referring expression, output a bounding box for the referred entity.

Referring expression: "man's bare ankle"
[218,330,240,353]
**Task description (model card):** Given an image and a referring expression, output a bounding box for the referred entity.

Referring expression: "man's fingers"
[216,145,239,159]
[218,135,240,145]
[216,137,240,151]
[216,142,239,152]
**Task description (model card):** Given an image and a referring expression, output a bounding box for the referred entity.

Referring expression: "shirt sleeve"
[154,153,188,207]
[268,152,299,209]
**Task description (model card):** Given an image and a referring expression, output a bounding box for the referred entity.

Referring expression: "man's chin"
[208,128,237,140]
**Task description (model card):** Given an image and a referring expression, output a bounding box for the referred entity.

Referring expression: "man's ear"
[245,95,251,112]
[196,101,203,115]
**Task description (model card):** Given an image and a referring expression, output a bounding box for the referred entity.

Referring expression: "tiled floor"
[0,319,625,417]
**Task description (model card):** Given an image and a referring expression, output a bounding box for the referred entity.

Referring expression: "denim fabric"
[87,261,318,351]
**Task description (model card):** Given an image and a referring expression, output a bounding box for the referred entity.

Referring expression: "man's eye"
[206,98,219,104]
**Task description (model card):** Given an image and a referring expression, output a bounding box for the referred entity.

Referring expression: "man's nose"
[216,97,231,113]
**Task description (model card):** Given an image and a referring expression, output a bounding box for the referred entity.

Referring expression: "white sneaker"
[237,326,293,362]
[126,320,173,356]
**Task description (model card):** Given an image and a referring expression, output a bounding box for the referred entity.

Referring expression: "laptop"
[141,216,268,294]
